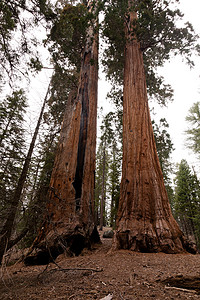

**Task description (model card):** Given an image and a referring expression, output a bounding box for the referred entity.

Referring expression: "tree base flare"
[113,230,197,254]
[24,224,100,266]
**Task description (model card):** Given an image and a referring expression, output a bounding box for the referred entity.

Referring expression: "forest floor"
[1,228,200,300]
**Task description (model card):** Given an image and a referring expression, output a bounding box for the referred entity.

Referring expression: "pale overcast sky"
[154,0,200,169]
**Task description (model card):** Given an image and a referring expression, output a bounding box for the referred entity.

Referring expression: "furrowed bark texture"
[114,3,196,254]
[25,8,100,264]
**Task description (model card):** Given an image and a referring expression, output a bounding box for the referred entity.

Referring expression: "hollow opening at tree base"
[162,276,200,294]
[24,225,100,266]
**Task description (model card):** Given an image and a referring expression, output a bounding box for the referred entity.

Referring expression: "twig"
[37,263,50,280]
[37,258,103,280]
[165,286,197,294]
[52,258,103,273]
[119,292,124,300]
[49,266,103,273]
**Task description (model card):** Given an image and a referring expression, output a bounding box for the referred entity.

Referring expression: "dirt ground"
[1,229,200,300]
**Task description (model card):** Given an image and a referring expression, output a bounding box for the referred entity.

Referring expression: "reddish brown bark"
[25,4,100,264]
[114,3,196,254]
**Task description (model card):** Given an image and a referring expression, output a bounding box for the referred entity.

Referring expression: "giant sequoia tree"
[103,0,199,253]
[25,1,100,263]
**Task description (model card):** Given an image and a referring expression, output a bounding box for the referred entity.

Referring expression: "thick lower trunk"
[114,36,196,254]
[25,16,100,265]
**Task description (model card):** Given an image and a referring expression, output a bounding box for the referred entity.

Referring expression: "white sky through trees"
[151,0,200,169]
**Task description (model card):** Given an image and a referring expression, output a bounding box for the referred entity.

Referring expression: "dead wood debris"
[37,258,103,281]
[100,294,113,300]
[165,285,197,294]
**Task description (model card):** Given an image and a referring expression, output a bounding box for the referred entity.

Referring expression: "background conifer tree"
[173,159,200,249]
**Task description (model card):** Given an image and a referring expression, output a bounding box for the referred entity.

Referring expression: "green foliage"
[152,118,174,200]
[47,2,92,72]
[21,146,57,247]
[101,1,126,85]
[48,68,78,124]
[0,0,54,80]
[174,160,194,213]
[28,57,43,72]
[185,102,200,157]
[0,90,27,227]
[148,117,176,202]
[173,159,200,248]
[102,0,199,104]
[144,62,174,105]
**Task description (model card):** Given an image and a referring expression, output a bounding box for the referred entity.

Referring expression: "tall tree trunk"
[110,193,114,228]
[0,82,51,264]
[113,2,196,254]
[110,142,117,228]
[99,145,106,231]
[25,1,100,264]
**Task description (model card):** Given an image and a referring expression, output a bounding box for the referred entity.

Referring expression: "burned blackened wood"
[24,1,100,265]
[73,51,91,209]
